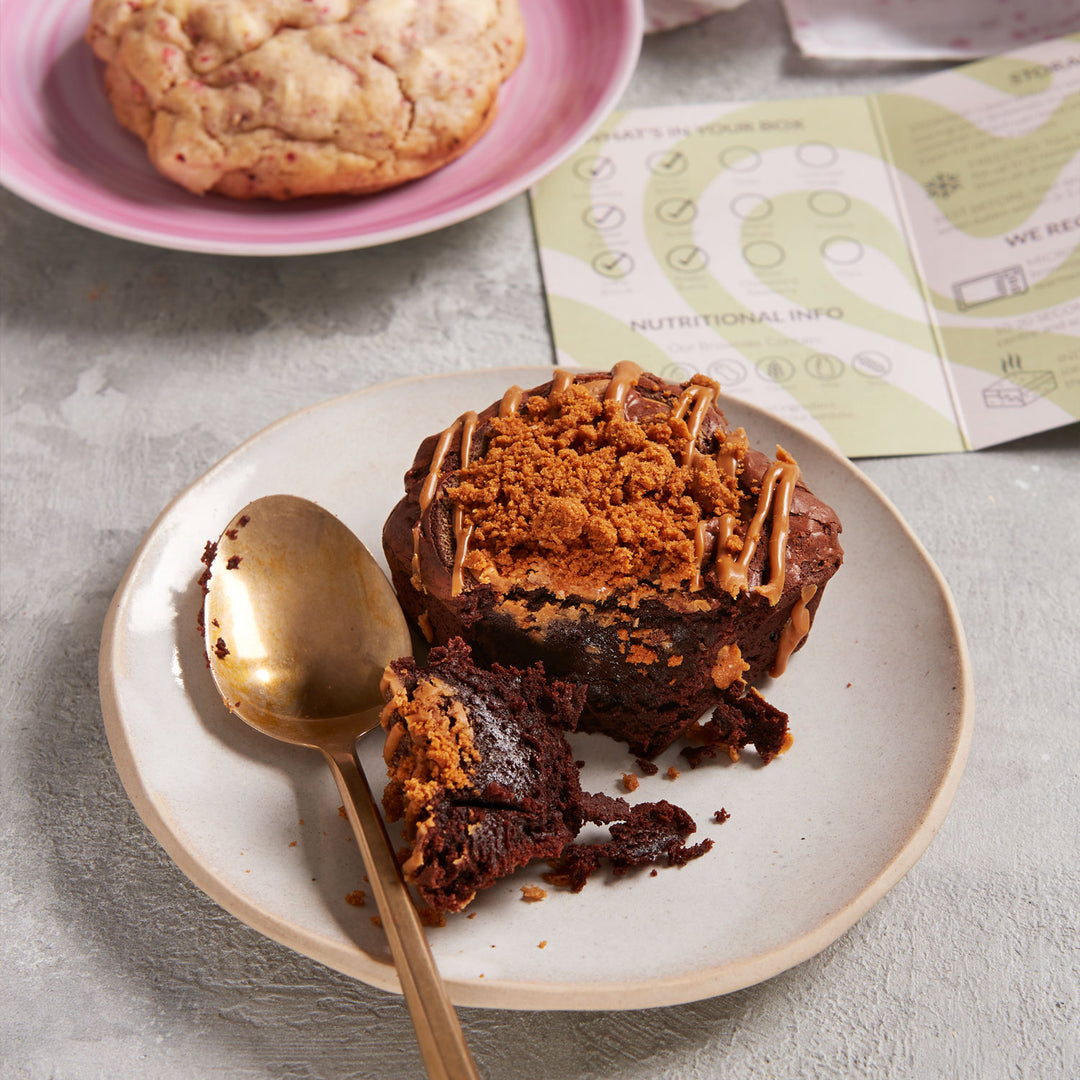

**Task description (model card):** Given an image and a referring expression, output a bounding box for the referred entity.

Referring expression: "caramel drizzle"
[672,382,719,467]
[414,365,800,607]
[604,360,643,405]
[691,520,709,591]
[714,452,800,604]
[715,427,746,480]
[410,413,469,590]
[450,412,478,596]
[550,369,576,402]
[769,584,818,676]
[499,385,524,417]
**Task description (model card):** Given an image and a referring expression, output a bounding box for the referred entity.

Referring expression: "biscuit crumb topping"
[448,380,743,598]
[379,670,479,829]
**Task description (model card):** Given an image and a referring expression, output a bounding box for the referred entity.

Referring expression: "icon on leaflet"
[573,155,616,183]
[647,149,689,177]
[582,203,625,230]
[708,358,749,387]
[808,190,851,217]
[666,244,709,273]
[730,194,773,221]
[591,250,635,279]
[983,370,1058,408]
[719,146,761,172]
[821,236,864,265]
[756,356,796,383]
[924,172,962,200]
[796,142,838,168]
[743,241,785,269]
[852,351,893,379]
[656,197,698,225]
[953,266,1028,310]
[805,353,845,380]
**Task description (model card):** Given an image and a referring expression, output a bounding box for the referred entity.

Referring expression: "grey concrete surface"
[3,2,1078,1078]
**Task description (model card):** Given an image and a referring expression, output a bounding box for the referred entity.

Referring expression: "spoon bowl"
[203,494,477,1080]
[204,494,410,746]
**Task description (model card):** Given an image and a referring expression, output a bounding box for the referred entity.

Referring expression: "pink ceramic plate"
[0,0,642,255]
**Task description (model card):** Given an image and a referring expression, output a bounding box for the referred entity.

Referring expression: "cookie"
[86,0,525,199]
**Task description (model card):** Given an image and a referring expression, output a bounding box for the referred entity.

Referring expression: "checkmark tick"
[574,155,615,183]
[647,150,689,177]
[592,250,634,278]
[666,245,708,273]
[657,197,697,225]
[583,203,625,230]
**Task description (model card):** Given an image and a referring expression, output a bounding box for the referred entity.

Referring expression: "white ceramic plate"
[99,367,972,1010]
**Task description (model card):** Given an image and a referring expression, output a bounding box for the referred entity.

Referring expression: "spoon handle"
[322,742,480,1080]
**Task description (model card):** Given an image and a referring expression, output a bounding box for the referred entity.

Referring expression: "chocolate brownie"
[382,363,844,757]
[86,0,525,199]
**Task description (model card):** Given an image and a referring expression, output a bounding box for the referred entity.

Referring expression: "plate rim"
[98,365,974,1010]
[0,0,644,256]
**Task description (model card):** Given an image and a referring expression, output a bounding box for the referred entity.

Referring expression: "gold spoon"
[203,494,478,1080]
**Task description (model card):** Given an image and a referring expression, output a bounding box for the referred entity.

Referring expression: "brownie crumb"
[520,885,547,902]
[370,916,383,928]
[213,637,229,660]
[196,555,213,634]
[713,808,730,824]
[579,791,631,823]
[666,765,680,780]
[681,745,716,769]
[345,890,366,907]
[680,681,789,769]
[635,757,660,776]
[542,801,713,892]
[686,682,790,764]
[226,554,242,570]
[419,907,446,928]
[621,772,640,793]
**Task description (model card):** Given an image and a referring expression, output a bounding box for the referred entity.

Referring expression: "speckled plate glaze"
[0,0,642,255]
[99,367,972,1010]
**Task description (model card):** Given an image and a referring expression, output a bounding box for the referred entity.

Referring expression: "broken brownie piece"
[379,638,712,913]
[681,682,791,767]
[379,638,588,913]
[544,801,713,893]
